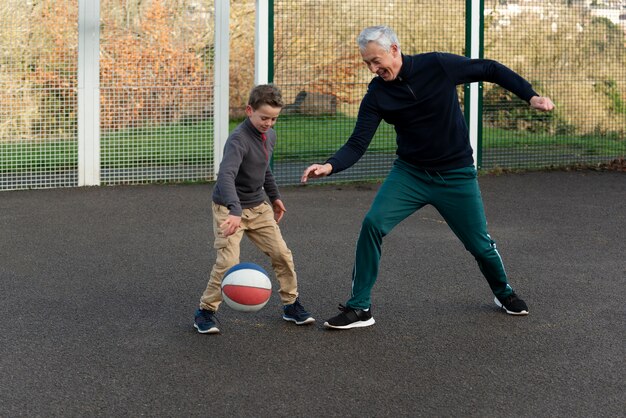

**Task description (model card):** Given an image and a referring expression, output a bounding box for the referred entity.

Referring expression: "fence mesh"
[100,0,214,185]
[271,0,625,184]
[0,0,78,190]
[481,2,626,170]
[272,0,466,184]
[1,1,624,191]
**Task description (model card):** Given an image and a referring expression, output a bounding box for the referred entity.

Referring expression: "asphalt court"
[1,170,624,417]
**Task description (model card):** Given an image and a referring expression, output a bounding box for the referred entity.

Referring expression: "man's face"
[361,42,402,81]
[246,104,281,133]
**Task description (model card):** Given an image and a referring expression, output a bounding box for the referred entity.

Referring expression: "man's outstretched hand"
[529,96,555,112]
[301,163,333,183]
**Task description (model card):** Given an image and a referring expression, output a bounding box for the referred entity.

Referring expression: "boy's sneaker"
[494,292,529,315]
[282,298,315,325]
[194,308,220,334]
[324,304,375,329]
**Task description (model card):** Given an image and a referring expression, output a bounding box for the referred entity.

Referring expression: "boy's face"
[246,104,281,134]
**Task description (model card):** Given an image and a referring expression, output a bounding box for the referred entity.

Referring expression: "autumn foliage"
[11,0,212,136]
[99,0,212,130]
[25,1,79,138]
[1,0,624,140]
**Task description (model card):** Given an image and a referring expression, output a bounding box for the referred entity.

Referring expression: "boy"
[194,84,315,334]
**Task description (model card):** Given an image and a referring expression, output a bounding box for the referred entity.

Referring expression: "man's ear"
[390,43,400,57]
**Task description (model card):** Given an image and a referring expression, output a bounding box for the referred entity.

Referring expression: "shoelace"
[337,304,349,313]
[503,293,518,304]
[291,299,308,315]
[200,310,220,325]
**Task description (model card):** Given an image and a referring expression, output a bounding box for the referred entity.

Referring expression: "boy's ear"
[245,105,254,117]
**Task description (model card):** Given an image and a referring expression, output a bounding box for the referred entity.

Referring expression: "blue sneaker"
[282,298,315,325]
[194,308,220,334]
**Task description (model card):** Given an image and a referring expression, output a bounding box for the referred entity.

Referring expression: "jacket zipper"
[398,76,417,100]
[261,133,269,161]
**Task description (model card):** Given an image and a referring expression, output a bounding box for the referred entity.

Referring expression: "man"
[301,26,554,330]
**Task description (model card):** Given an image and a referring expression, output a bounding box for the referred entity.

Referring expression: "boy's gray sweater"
[212,118,280,216]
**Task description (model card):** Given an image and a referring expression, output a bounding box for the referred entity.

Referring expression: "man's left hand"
[530,96,555,112]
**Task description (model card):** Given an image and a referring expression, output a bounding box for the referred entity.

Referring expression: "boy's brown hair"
[248,84,284,110]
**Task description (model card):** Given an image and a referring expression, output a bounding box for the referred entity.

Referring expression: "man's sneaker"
[494,292,529,315]
[282,298,315,325]
[324,304,375,329]
[194,308,220,334]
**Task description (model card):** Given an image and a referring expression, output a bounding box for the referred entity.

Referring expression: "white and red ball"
[221,262,272,312]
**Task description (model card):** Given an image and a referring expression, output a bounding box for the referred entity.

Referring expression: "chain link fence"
[1,1,624,191]
[1,0,79,189]
[99,0,214,185]
[272,0,625,183]
[480,2,626,170]
[0,0,215,190]
[272,0,467,184]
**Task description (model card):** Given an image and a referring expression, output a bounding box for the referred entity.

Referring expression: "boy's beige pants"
[199,202,299,312]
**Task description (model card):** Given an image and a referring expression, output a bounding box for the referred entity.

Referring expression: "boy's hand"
[220,214,241,237]
[272,199,286,223]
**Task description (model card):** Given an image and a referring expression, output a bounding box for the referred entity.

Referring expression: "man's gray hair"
[357,26,401,53]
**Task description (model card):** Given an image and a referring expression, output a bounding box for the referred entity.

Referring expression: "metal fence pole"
[255,0,270,85]
[268,0,274,83]
[214,0,230,178]
[464,0,484,169]
[78,0,101,186]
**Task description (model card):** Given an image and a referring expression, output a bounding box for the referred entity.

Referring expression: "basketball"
[221,262,272,312]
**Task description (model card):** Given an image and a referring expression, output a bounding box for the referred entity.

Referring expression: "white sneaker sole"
[283,316,316,325]
[194,323,220,334]
[324,317,375,329]
[494,297,529,315]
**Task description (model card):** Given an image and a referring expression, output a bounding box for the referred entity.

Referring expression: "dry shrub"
[0,0,78,140]
[228,1,256,115]
[1,0,624,139]
[274,0,468,113]
[0,0,37,140]
[0,74,38,140]
[270,0,625,134]
[485,4,626,135]
[100,0,212,131]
